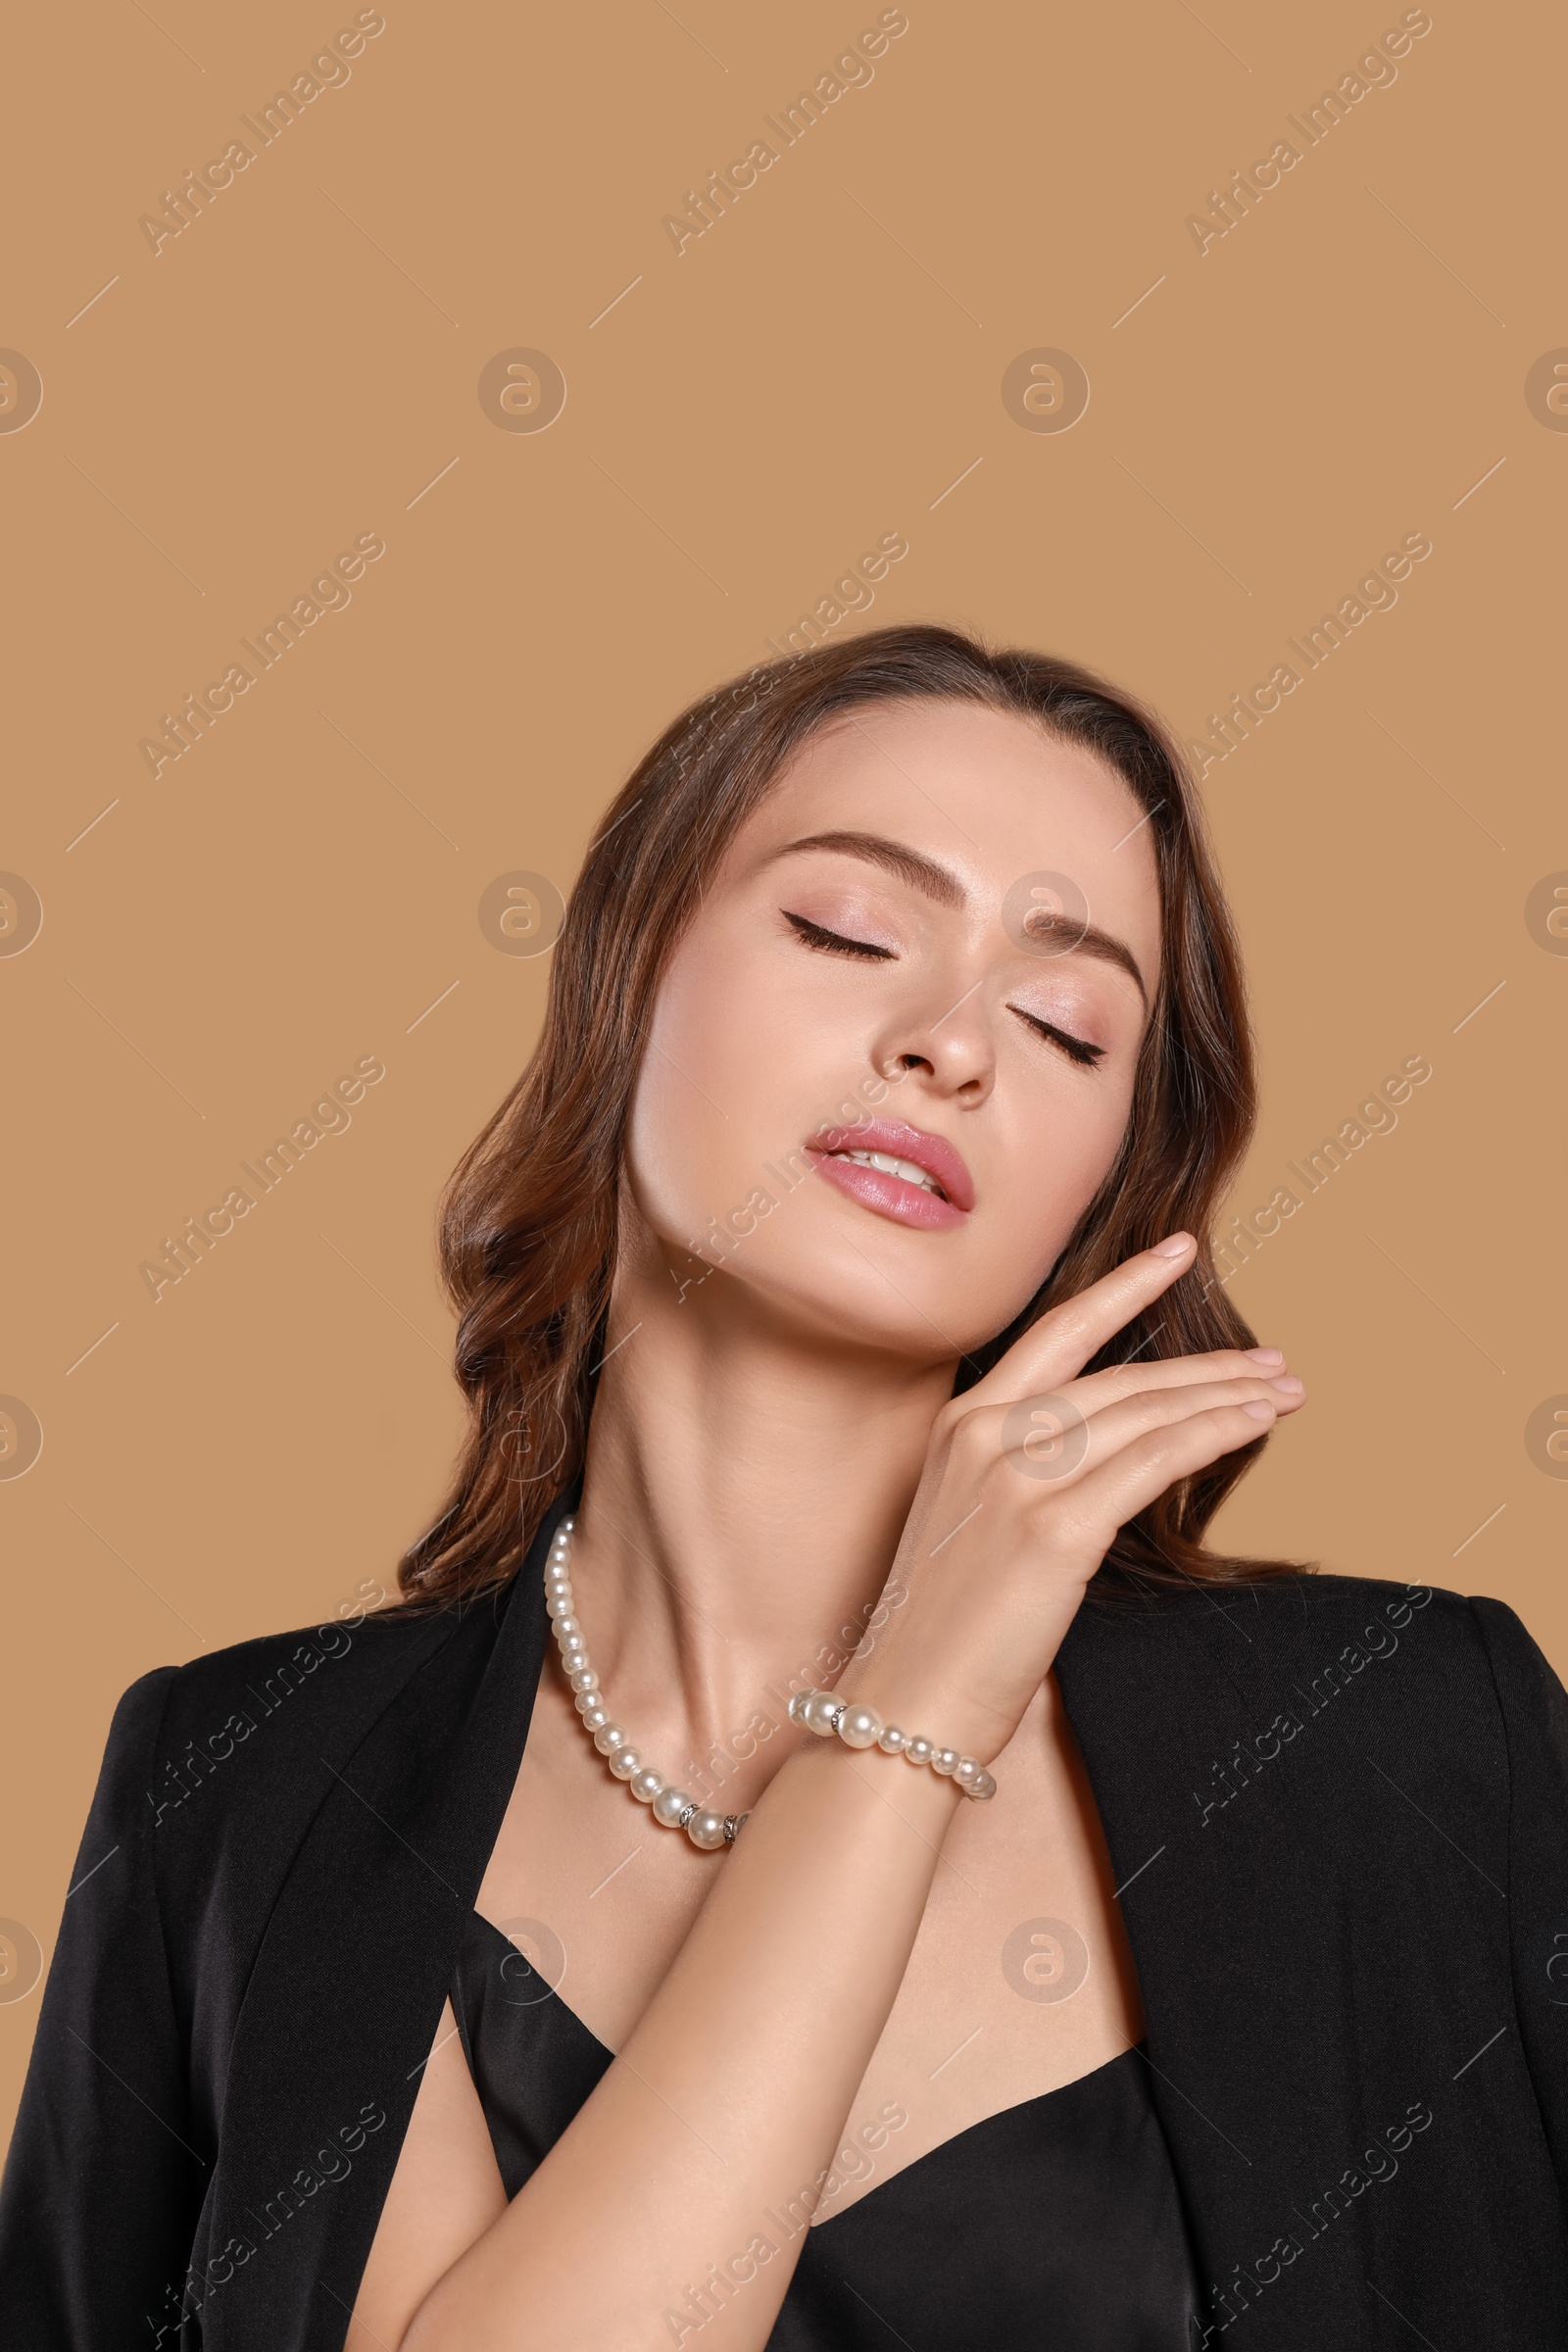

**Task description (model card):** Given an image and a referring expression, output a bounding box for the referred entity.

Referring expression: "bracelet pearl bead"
[787,1689,996,1800]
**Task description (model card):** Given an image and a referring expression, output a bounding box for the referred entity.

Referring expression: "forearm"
[401,1731,963,2351]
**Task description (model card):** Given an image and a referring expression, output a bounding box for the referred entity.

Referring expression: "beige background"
[2,0,1563,2139]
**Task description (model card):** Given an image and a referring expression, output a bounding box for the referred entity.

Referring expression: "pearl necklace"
[546,1515,996,1854]
[548,1517,745,1850]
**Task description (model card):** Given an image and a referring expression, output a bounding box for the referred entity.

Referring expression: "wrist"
[832,1653,1013,1764]
[789,1684,998,1802]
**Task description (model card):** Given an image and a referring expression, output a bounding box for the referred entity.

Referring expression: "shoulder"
[96,1591,510,1858]
[1101,1564,1500,1654]
[1191,1571,1566,1801]
[1253,1569,1558,1681]
[1091,1568,1563,1781]
[1181,1566,1544,1674]
[1195,1566,1556,1694]
[157,1593,457,1731]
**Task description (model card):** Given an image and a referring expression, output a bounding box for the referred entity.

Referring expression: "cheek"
[992,1061,1136,1280]
[624,928,857,1243]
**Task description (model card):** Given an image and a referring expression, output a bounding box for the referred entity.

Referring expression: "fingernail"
[1242,1400,1276,1421]
[1247,1346,1284,1366]
[1269,1375,1303,1396]
[1152,1233,1194,1259]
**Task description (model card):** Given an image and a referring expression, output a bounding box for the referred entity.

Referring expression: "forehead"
[727,697,1162,976]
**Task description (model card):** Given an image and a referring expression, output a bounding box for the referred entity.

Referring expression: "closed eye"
[782,909,895,960]
[1010,1005,1104,1066]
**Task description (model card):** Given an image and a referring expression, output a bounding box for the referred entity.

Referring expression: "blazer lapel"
[1054,1571,1541,2348]
[1054,1584,1379,2344]
[198,1488,573,2350]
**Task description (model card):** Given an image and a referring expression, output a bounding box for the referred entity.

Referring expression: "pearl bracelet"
[787,1688,997,1800]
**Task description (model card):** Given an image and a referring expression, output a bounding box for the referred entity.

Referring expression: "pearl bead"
[630,1768,663,1803]
[653,1785,694,1827]
[787,1690,811,1727]
[802,1690,842,1738]
[932,1747,958,1776]
[579,1702,609,1730]
[685,1807,728,1850]
[560,1639,587,1667]
[953,1757,981,1788]
[593,1723,627,1754]
[569,1668,599,1693]
[878,1726,906,1754]
[969,1768,997,1799]
[905,1737,934,1766]
[837,1703,882,1749]
[552,1614,579,1642]
[608,1745,641,1781]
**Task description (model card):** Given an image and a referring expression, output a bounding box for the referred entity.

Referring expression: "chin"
[671,1212,1046,1367]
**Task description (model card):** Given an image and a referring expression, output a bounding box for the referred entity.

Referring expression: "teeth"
[831,1149,947,1200]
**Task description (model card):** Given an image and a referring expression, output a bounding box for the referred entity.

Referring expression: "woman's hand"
[836,1232,1305,1765]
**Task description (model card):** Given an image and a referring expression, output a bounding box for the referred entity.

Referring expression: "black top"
[452,1907,1203,2346]
[2,1479,1567,2349]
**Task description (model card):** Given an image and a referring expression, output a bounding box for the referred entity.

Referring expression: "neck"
[566,1250,956,1777]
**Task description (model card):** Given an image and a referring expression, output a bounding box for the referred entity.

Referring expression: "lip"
[808,1118,975,1231]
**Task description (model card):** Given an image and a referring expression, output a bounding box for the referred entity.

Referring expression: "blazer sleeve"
[1469,1594,1568,2202]
[0,1661,205,2348]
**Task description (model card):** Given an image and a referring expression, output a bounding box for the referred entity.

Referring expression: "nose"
[871,976,996,1106]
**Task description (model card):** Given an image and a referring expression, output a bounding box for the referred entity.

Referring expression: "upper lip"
[810,1118,976,1212]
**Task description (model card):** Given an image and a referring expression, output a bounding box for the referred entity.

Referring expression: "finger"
[1042,1400,1284,1545]
[965,1234,1200,1407]
[1063,1349,1300,1420]
[977,1375,1296,1494]
[1068,1377,1299,1465]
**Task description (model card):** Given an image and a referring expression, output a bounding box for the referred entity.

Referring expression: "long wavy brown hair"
[397,623,1306,1614]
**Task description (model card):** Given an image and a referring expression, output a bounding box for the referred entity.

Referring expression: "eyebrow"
[764,827,1151,1008]
[766,828,964,906]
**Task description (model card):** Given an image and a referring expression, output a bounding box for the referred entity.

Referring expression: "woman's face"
[621,697,1163,1362]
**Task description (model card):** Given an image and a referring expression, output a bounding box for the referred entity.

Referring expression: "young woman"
[3,626,1565,2351]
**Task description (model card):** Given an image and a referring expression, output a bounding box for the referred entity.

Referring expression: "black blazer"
[3,1482,1567,2349]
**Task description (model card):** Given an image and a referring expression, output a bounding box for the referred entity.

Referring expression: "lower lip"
[808,1150,971,1231]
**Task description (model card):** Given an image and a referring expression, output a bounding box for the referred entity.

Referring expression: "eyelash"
[782,909,1105,1068]
[783,909,894,960]
[1011,1009,1105,1068]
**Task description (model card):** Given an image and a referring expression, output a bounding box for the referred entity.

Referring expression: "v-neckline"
[461,1907,1150,2230]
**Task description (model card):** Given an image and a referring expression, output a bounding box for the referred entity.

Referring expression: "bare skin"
[349,699,1304,2349]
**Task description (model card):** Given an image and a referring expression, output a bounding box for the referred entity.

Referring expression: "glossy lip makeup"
[808,1119,975,1232]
